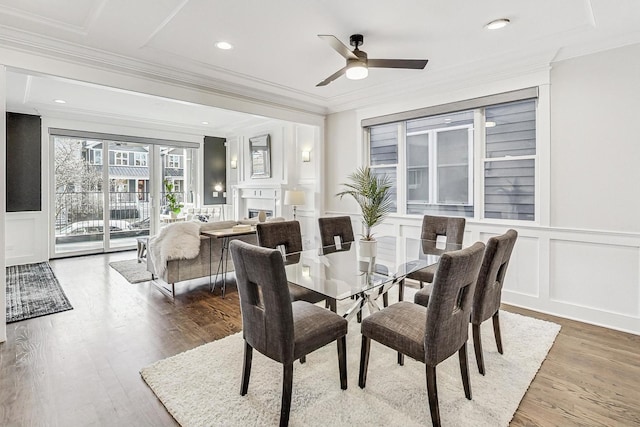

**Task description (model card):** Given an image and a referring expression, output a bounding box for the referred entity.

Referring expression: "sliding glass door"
[53,136,105,255]
[107,141,151,250]
[52,132,197,258]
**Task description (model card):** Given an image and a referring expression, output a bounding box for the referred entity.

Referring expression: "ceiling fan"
[316,34,429,87]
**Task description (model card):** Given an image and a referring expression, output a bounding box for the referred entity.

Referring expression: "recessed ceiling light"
[54,99,66,104]
[215,41,233,50]
[485,18,510,30]
[201,121,209,125]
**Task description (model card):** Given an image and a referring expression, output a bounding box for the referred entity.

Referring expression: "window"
[484,99,536,220]
[405,110,474,216]
[168,154,181,168]
[110,179,129,192]
[134,152,148,166]
[113,151,129,166]
[90,149,102,165]
[368,124,398,212]
[366,94,537,221]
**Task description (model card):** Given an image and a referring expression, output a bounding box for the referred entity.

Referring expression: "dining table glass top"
[283,236,462,301]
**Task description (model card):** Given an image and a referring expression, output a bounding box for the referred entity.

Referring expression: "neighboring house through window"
[365,90,537,221]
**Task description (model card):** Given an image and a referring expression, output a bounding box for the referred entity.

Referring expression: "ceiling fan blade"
[368,59,429,69]
[318,35,358,60]
[316,67,347,87]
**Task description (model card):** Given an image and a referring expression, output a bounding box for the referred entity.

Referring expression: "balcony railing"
[55,190,185,232]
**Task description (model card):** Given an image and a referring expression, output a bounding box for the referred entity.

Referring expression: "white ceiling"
[2,0,640,126]
[5,71,275,135]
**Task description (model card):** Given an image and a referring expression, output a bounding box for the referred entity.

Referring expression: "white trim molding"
[326,211,640,335]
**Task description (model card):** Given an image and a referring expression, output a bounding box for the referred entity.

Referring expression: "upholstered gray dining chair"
[399,215,466,301]
[413,229,518,375]
[470,229,518,375]
[318,216,391,316]
[230,240,348,427]
[359,242,485,427]
[318,216,355,248]
[256,221,332,309]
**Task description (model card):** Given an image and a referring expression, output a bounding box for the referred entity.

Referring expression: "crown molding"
[326,48,557,114]
[0,26,329,117]
[21,103,276,138]
[1,23,639,118]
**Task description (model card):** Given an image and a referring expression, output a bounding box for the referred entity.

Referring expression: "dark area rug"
[6,262,73,323]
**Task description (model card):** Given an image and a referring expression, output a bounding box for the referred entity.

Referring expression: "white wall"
[1,65,7,342]
[324,45,640,335]
[550,43,640,232]
[324,109,359,214]
[229,121,322,247]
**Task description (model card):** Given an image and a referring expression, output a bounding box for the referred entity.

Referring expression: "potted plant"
[164,179,183,218]
[336,166,393,257]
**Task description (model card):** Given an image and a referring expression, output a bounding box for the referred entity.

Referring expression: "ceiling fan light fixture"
[485,18,510,30]
[215,41,233,50]
[345,62,368,80]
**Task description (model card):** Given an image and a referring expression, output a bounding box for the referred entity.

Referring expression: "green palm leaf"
[336,166,392,240]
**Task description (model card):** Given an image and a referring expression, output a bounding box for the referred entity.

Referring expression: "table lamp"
[284,190,306,220]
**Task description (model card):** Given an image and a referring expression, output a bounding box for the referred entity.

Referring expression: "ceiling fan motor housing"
[351,49,368,62]
[349,34,364,48]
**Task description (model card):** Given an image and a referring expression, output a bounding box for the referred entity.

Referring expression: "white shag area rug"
[141,301,560,426]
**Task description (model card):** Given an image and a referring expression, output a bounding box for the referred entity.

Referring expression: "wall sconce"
[302,151,310,162]
[230,159,237,169]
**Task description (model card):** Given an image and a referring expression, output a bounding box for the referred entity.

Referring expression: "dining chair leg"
[472,323,485,375]
[358,335,371,388]
[382,292,389,307]
[241,341,253,396]
[280,363,294,427]
[458,342,472,400]
[398,279,405,302]
[492,311,503,354]
[426,365,440,427]
[397,352,404,366]
[300,355,306,364]
[357,294,365,323]
[328,298,337,313]
[419,280,424,289]
[337,335,348,390]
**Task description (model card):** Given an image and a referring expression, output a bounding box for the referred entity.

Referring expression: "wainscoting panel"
[5,212,48,266]
[549,239,640,317]
[327,211,640,334]
[484,233,541,298]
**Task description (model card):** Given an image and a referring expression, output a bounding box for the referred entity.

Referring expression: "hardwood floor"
[0,252,638,426]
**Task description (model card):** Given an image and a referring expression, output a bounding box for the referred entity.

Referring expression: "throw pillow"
[196,214,210,223]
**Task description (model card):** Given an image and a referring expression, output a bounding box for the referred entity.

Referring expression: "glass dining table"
[283,236,462,321]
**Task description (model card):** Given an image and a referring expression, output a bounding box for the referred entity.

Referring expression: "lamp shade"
[284,190,306,206]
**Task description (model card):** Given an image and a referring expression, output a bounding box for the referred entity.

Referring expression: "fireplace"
[248,209,273,219]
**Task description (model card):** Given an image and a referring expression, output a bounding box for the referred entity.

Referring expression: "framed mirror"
[249,134,271,178]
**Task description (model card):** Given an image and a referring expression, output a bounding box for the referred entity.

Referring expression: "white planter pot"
[359,239,377,258]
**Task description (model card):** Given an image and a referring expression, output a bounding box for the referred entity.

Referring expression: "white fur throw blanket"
[148,221,201,277]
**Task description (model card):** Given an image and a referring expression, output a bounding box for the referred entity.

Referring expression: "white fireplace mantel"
[232,184,286,220]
